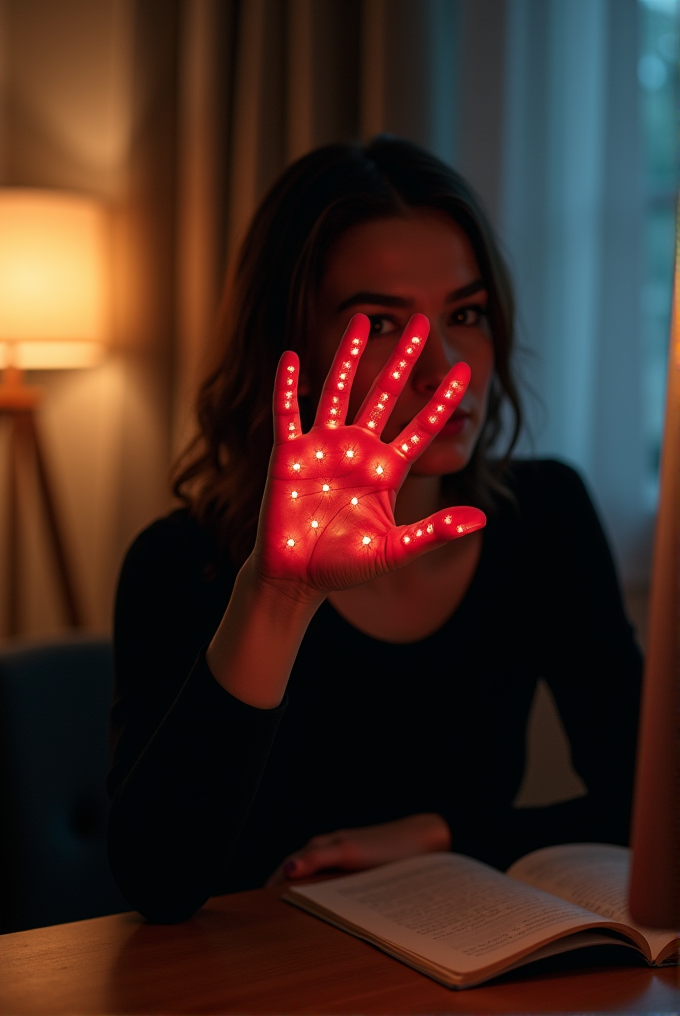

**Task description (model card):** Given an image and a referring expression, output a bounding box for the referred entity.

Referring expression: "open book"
[284,843,679,989]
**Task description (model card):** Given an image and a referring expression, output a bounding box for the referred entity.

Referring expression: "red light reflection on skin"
[257,313,486,592]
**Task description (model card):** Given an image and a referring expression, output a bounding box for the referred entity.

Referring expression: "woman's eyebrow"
[445,280,487,303]
[336,291,413,312]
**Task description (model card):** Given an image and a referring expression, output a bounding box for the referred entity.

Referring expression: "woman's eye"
[367,315,399,337]
[450,305,486,327]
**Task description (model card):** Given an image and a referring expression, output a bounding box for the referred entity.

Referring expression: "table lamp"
[0,189,110,635]
[628,203,680,930]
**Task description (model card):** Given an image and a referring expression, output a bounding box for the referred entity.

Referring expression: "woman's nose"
[411,325,457,393]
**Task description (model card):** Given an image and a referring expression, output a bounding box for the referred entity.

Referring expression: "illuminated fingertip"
[362,536,371,545]
[286,539,295,547]
[350,497,358,505]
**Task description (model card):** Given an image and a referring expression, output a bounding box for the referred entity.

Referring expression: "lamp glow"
[0,189,109,369]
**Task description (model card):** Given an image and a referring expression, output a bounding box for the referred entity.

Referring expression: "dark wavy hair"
[172,136,522,568]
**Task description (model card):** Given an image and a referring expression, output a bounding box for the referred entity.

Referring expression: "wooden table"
[1,886,678,1015]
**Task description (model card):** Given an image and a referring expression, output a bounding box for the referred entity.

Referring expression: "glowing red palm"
[256,313,486,594]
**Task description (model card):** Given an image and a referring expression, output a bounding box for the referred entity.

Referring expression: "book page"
[287,853,627,977]
[507,843,676,962]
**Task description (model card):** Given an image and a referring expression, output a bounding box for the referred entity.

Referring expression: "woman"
[108,137,642,924]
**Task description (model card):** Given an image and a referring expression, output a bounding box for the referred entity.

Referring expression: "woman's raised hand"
[254,313,485,600]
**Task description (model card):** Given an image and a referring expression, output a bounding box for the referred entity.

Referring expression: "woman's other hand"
[254,312,486,603]
[265,812,451,886]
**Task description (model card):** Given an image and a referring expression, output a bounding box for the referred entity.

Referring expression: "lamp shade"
[0,189,110,369]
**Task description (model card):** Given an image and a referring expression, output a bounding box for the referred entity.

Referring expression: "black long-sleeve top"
[108,460,642,923]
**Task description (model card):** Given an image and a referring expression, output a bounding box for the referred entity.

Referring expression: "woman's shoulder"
[119,507,234,590]
[501,458,595,517]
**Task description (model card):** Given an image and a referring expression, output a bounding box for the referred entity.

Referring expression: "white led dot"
[401,443,409,452]
[343,361,351,369]
[330,408,338,415]
[350,497,358,505]
[437,404,445,412]
[332,396,339,404]
[444,515,452,525]
[416,529,423,537]
[429,415,438,424]
[406,346,413,354]
[337,382,345,390]
[284,401,291,410]
[339,372,347,380]
[456,524,464,533]
[427,523,434,534]
[316,450,324,459]
[411,434,419,444]
[352,338,360,345]
[402,535,411,544]
[286,378,293,386]
[311,520,319,529]
[367,420,376,429]
[291,491,298,499]
[351,348,359,355]
[362,536,371,545]
[376,465,384,475]
[412,336,421,344]
[322,484,330,491]
[293,462,301,471]
[288,422,295,431]
[287,539,295,547]
[392,371,401,380]
[399,360,407,369]
[287,365,295,372]
[376,403,384,411]
[345,449,354,458]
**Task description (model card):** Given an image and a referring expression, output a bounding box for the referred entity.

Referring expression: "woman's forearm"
[206,555,324,709]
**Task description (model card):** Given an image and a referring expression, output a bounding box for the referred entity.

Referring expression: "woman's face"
[306,210,495,477]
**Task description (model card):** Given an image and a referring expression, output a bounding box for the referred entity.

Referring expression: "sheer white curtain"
[499,0,650,587]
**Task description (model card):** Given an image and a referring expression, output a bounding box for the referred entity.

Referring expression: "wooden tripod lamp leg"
[21,411,83,628]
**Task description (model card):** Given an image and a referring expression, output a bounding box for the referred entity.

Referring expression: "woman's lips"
[437,410,469,437]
